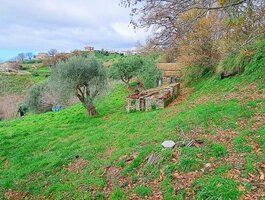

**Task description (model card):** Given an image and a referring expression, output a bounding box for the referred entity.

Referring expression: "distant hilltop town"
[0,46,140,64]
[0,45,142,75]
[33,46,139,61]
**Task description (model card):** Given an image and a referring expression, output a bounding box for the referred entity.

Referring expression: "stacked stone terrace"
[126,83,180,112]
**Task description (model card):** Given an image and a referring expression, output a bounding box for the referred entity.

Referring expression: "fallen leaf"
[259,170,264,180]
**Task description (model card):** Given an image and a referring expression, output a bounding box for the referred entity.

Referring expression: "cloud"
[0,0,148,60]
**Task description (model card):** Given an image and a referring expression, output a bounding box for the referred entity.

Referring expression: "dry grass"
[0,95,25,120]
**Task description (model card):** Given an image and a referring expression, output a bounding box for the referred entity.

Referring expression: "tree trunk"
[75,85,98,117]
[87,104,97,116]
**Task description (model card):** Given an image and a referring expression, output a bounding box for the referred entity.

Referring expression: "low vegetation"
[0,46,264,198]
[0,3,264,195]
[0,74,34,96]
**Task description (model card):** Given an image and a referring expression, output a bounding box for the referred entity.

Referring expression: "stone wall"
[126,83,180,112]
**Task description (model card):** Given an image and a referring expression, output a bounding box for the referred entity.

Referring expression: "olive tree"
[50,56,107,116]
[109,56,143,85]
[139,59,162,89]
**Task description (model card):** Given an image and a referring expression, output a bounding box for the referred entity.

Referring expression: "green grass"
[110,188,127,200]
[193,176,240,200]
[0,74,34,95]
[208,143,228,158]
[213,164,231,175]
[23,66,50,82]
[0,66,49,96]
[135,185,152,197]
[177,147,204,172]
[0,58,264,199]
[233,135,252,153]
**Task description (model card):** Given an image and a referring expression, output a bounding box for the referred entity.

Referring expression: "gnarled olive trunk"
[75,84,98,116]
[121,75,132,87]
[86,103,97,116]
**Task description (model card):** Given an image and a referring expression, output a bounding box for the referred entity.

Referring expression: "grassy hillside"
[0,65,49,96]
[0,74,34,96]
[0,67,50,120]
[1,63,264,199]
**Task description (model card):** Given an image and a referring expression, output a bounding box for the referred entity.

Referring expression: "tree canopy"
[122,0,264,48]
[122,0,265,77]
[109,56,144,85]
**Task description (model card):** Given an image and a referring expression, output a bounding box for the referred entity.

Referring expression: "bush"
[217,39,265,75]
[216,51,251,75]
[23,60,41,64]
[43,53,70,67]
[138,59,162,89]
[244,39,265,75]
[31,72,40,77]
[24,82,53,114]
[182,65,213,86]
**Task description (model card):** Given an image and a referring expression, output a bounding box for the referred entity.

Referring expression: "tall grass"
[217,39,265,75]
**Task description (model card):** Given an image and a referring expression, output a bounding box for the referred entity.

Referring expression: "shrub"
[31,72,40,77]
[244,39,265,75]
[23,60,41,64]
[182,65,213,86]
[216,51,251,75]
[43,53,70,67]
[24,82,53,114]
[138,59,162,89]
[217,39,265,75]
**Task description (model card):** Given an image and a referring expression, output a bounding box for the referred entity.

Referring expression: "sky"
[0,0,148,61]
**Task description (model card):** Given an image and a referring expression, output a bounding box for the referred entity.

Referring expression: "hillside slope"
[0,65,264,199]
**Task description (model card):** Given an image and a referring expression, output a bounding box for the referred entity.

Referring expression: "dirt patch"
[190,95,219,108]
[5,189,29,200]
[172,170,203,198]
[168,87,192,107]
[105,147,117,158]
[103,166,122,193]
[66,158,88,173]
[224,83,265,103]
[189,83,264,109]
[238,165,265,200]
[182,128,237,149]
[251,114,265,131]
